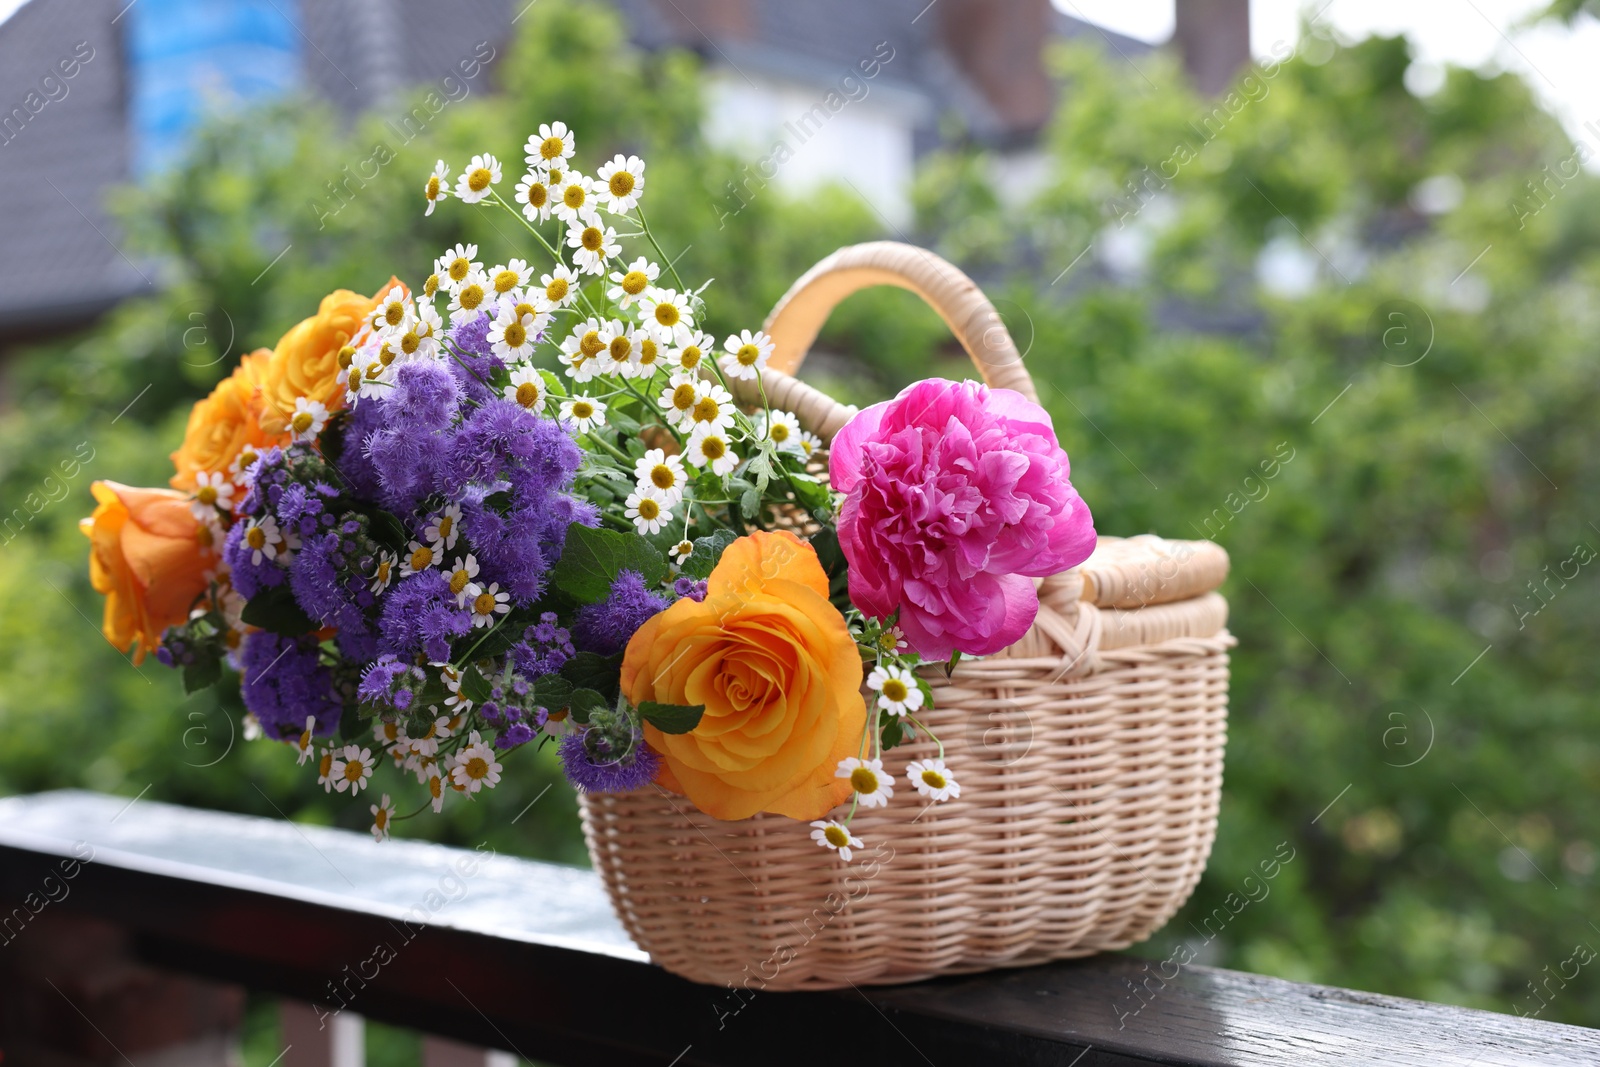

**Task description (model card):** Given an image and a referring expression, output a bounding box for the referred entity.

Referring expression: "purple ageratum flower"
[447,398,579,495]
[494,722,535,750]
[559,729,660,793]
[830,377,1099,660]
[239,630,342,740]
[572,570,669,656]
[445,315,506,405]
[337,395,389,504]
[673,577,708,602]
[358,653,421,710]
[236,446,287,517]
[365,425,453,516]
[377,570,471,663]
[222,520,287,600]
[511,611,575,677]
[388,359,460,434]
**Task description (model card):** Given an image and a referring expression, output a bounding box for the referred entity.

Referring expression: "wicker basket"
[580,242,1234,990]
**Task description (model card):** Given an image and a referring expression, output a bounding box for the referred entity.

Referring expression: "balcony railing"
[1,790,1595,1066]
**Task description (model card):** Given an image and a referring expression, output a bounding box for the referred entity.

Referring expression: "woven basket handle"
[733,241,1037,444]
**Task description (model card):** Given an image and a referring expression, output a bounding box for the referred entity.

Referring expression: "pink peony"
[829,378,1096,660]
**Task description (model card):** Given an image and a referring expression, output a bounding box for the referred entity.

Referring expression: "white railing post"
[280,1001,365,1067]
[421,1034,518,1067]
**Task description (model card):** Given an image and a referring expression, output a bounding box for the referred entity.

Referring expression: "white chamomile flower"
[373,717,406,749]
[425,503,462,552]
[228,446,262,487]
[625,489,673,535]
[330,744,376,795]
[466,582,510,629]
[810,819,863,863]
[599,320,640,375]
[867,664,924,717]
[560,395,607,433]
[504,365,547,412]
[400,539,439,577]
[447,269,491,324]
[670,330,714,375]
[634,448,687,503]
[371,288,415,335]
[526,121,575,168]
[607,257,659,308]
[414,303,446,358]
[316,748,337,793]
[537,264,580,312]
[629,332,664,378]
[567,220,620,275]
[558,319,607,381]
[370,794,396,841]
[451,731,503,793]
[434,243,481,292]
[593,153,646,213]
[552,169,595,224]
[423,160,450,216]
[514,169,553,222]
[242,515,284,565]
[875,625,908,655]
[637,287,693,343]
[426,771,446,813]
[906,758,961,803]
[294,715,317,765]
[686,427,739,476]
[721,329,774,381]
[487,258,531,299]
[757,409,804,455]
[836,757,894,809]
[670,539,694,566]
[488,310,540,361]
[190,471,234,520]
[445,554,481,608]
[687,381,736,436]
[799,429,824,459]
[289,397,329,443]
[455,152,501,204]
[659,373,701,429]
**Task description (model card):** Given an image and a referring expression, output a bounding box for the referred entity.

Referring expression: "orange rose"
[259,284,385,433]
[169,348,282,492]
[621,530,866,821]
[79,481,212,663]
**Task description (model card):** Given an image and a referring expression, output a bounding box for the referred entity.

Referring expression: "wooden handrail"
[1,790,1595,1066]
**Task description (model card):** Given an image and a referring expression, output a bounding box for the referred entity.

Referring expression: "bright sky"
[1054,0,1600,147]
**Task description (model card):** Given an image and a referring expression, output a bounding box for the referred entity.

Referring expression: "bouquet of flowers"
[81,122,1097,858]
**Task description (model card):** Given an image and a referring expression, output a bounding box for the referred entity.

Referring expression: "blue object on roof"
[127,0,302,174]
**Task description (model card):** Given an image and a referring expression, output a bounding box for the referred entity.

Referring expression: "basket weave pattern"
[580,243,1233,990]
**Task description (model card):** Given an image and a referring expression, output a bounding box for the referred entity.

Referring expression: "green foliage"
[2,2,1597,1026]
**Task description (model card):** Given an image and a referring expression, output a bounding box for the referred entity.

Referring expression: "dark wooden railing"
[1,790,1594,1066]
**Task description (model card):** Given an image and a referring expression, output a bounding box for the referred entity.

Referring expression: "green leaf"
[738,485,760,520]
[787,472,832,518]
[460,665,495,704]
[568,687,607,725]
[638,701,705,734]
[532,673,574,710]
[560,650,623,702]
[550,521,668,603]
[880,716,906,751]
[240,584,317,636]
[681,528,738,580]
[338,702,363,744]
[181,654,221,694]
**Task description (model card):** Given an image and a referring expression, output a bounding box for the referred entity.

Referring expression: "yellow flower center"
[291,412,315,434]
[671,383,697,410]
[348,365,363,388]
[563,184,586,210]
[571,401,594,419]
[700,435,726,461]
[526,182,547,208]
[319,752,333,777]
[364,361,383,381]
[609,170,635,197]
[609,335,632,362]
[423,274,439,298]
[400,331,420,354]
[465,756,490,779]
[425,175,440,199]
[300,727,314,749]
[650,464,676,491]
[376,560,390,582]
[343,760,365,782]
[540,135,565,161]
[503,321,527,347]
[636,497,661,520]
[381,721,398,742]
[410,546,433,571]
[375,809,388,829]
[638,337,658,365]
[580,227,603,252]
[473,591,497,615]
[850,767,878,794]
[196,485,218,506]
[467,167,492,192]
[547,167,563,185]
[448,257,471,282]
[450,568,471,595]
[513,301,538,319]
[546,277,569,303]
[458,284,484,310]
[437,516,452,538]
[579,330,605,358]
[692,396,721,423]
[548,708,569,723]
[679,346,702,369]
[654,303,680,327]
[494,269,519,293]
[379,344,397,367]
[196,525,215,549]
[877,631,899,651]
[824,825,850,848]
[621,270,648,295]
[429,775,442,800]
[736,343,761,367]
[920,768,948,790]
[881,678,909,703]
[515,381,541,408]
[337,345,356,369]
[246,526,267,550]
[385,302,405,327]
[769,422,790,443]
